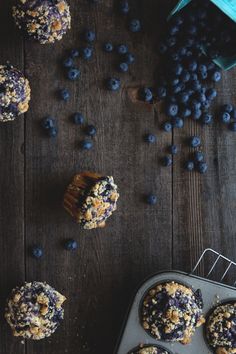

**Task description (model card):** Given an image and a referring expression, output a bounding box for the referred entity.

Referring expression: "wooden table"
[1,0,236,353]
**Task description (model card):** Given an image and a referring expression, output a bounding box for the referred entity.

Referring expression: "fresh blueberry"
[172,117,184,128]
[32,246,43,259]
[185,160,195,171]
[192,109,202,120]
[106,78,121,91]
[198,64,207,73]
[172,83,182,94]
[156,86,167,99]
[191,80,201,92]
[179,92,189,104]
[163,155,172,167]
[83,30,96,42]
[70,49,79,58]
[41,116,55,129]
[181,70,191,83]
[139,87,153,102]
[59,88,70,101]
[67,68,81,80]
[194,151,204,163]
[190,136,201,148]
[48,127,58,138]
[197,93,207,103]
[146,194,157,205]
[166,103,178,117]
[202,113,213,125]
[172,63,183,76]
[169,145,178,155]
[65,239,78,251]
[103,42,113,53]
[63,57,74,68]
[80,139,93,150]
[221,104,234,114]
[197,161,208,174]
[191,100,201,111]
[199,71,208,80]
[117,44,128,55]
[163,121,172,132]
[229,122,236,132]
[180,107,191,118]
[220,112,231,124]
[124,52,135,64]
[119,0,129,14]
[144,133,156,143]
[206,88,217,101]
[129,19,141,32]
[73,112,84,125]
[188,60,198,72]
[118,62,129,73]
[211,71,222,82]
[81,46,93,60]
[85,124,96,136]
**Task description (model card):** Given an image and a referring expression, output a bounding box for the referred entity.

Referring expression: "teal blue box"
[169,0,236,70]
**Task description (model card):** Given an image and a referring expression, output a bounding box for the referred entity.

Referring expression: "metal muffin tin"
[115,249,236,354]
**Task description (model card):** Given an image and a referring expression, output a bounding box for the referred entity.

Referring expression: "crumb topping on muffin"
[0,64,31,122]
[13,0,71,44]
[130,346,169,354]
[141,281,205,344]
[206,303,236,354]
[5,281,66,340]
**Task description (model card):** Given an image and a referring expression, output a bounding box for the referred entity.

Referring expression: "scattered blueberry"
[106,77,121,91]
[83,30,96,42]
[85,124,97,137]
[194,151,204,163]
[169,145,178,155]
[119,0,129,14]
[172,117,184,128]
[221,104,234,114]
[117,44,128,55]
[63,57,74,68]
[192,109,202,120]
[180,107,191,118]
[220,111,231,124]
[146,194,157,205]
[59,88,70,101]
[197,161,208,174]
[163,121,173,132]
[73,112,84,125]
[67,68,81,80]
[80,139,93,150]
[81,46,93,60]
[118,62,129,73]
[64,239,78,251]
[144,133,156,144]
[32,246,43,259]
[129,19,141,32]
[190,136,201,148]
[163,155,172,167]
[103,42,113,53]
[139,87,153,102]
[229,122,236,132]
[211,71,222,82]
[185,160,195,171]
[166,103,178,117]
[124,52,135,64]
[70,49,79,58]
[156,86,167,99]
[41,116,55,130]
[202,113,213,125]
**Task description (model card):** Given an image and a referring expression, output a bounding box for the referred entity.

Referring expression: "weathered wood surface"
[0,0,235,353]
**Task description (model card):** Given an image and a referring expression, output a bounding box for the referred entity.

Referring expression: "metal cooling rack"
[191,248,236,286]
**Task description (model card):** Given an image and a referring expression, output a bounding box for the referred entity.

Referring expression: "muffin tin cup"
[115,270,236,354]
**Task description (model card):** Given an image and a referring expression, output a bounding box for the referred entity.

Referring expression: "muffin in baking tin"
[206,301,236,354]
[129,345,171,354]
[141,281,205,344]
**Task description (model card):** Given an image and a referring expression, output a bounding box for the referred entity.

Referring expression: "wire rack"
[191,248,236,286]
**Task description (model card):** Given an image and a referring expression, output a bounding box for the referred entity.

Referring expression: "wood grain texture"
[0,0,236,353]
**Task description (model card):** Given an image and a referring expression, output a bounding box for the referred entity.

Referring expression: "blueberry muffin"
[206,302,236,354]
[141,281,205,344]
[129,345,170,354]
[5,282,66,340]
[0,64,31,122]
[63,172,119,229]
[13,0,71,44]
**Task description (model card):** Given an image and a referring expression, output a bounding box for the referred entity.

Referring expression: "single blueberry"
[129,19,141,32]
[179,92,189,104]
[118,62,129,73]
[73,112,84,125]
[192,109,202,120]
[191,100,201,111]
[229,122,236,132]
[124,52,135,64]
[222,104,234,114]
[181,107,191,118]
[172,117,184,128]
[80,139,93,150]
[103,42,113,53]
[70,49,80,58]
[201,100,210,111]
[81,46,93,60]
[197,161,208,174]
[139,87,153,102]
[220,112,231,124]
[169,145,178,155]
[119,0,129,14]
[198,64,207,73]
[146,194,157,205]
[188,60,198,72]
[211,71,222,82]
[106,78,121,91]
[85,124,97,136]
[202,113,213,125]
[166,103,178,117]
[117,44,128,55]
[32,246,43,259]
[190,136,201,148]
[144,133,156,143]
[194,151,204,163]
[41,117,55,130]
[48,127,58,138]
[156,86,167,99]
[181,70,191,83]
[83,30,96,42]
[206,88,217,101]
[172,63,183,76]
[63,57,74,68]
[59,88,70,101]
[163,121,173,132]
[185,160,195,171]
[163,155,172,167]
[67,68,81,80]
[65,239,78,251]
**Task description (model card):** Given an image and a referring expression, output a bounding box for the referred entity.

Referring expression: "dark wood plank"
[24,1,172,353]
[0,1,25,353]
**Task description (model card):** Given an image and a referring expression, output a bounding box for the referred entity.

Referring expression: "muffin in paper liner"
[63,171,119,230]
